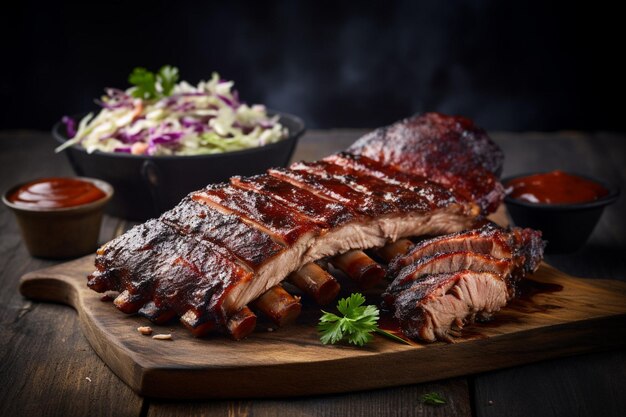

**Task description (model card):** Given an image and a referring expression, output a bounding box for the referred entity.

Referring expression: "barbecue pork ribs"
[88,113,508,338]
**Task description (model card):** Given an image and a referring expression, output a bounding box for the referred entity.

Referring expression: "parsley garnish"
[420,392,446,405]
[128,65,179,100]
[318,293,410,346]
[157,65,179,96]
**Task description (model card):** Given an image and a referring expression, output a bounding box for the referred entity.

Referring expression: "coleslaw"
[56,67,287,156]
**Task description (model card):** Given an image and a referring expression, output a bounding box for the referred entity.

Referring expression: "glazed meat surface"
[389,222,544,274]
[347,112,505,213]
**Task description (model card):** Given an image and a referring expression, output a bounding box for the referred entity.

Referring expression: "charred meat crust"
[384,251,515,305]
[383,224,545,343]
[388,223,544,274]
[193,184,318,246]
[161,195,284,269]
[347,112,505,213]
[89,219,252,331]
[290,160,459,213]
[230,174,355,228]
[393,271,509,342]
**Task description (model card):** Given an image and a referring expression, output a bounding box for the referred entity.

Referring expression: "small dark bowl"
[53,111,305,220]
[503,172,620,253]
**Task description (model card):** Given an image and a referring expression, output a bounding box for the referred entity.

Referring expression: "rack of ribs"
[87,112,508,339]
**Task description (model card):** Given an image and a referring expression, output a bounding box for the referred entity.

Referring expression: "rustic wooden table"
[1,129,625,417]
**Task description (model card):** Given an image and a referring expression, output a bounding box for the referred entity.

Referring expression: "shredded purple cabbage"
[217,94,238,108]
[116,130,147,144]
[150,132,183,146]
[96,88,134,110]
[62,116,77,137]
[145,132,183,155]
[173,101,196,112]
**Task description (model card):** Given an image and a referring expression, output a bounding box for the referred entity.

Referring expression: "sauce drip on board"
[8,177,106,209]
[506,170,608,204]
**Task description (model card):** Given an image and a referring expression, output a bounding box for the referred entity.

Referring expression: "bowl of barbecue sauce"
[503,170,619,253]
[2,177,113,259]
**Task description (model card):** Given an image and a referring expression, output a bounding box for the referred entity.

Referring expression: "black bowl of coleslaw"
[52,111,304,220]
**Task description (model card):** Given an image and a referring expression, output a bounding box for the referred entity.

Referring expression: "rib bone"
[288,263,340,305]
[251,285,302,326]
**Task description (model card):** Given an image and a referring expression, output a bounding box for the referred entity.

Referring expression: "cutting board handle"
[20,274,79,308]
[19,255,95,310]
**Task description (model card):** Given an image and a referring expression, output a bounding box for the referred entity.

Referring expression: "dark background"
[0,1,620,131]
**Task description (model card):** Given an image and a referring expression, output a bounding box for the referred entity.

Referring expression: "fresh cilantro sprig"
[128,65,180,100]
[420,392,446,405]
[318,293,410,346]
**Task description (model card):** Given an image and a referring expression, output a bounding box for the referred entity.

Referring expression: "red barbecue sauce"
[506,170,608,204]
[8,177,106,209]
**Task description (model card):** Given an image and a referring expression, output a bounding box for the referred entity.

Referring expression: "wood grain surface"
[18,255,626,399]
[1,129,625,416]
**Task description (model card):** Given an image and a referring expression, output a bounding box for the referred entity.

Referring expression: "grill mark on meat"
[192,184,319,246]
[290,160,445,213]
[268,167,396,217]
[347,113,505,213]
[161,196,284,270]
[326,153,462,202]
[230,174,355,228]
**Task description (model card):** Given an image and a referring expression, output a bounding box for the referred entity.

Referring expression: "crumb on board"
[152,333,173,341]
[100,291,119,302]
[267,328,275,332]
[137,326,153,336]
[85,377,92,383]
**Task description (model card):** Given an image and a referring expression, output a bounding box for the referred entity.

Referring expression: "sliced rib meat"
[384,252,515,305]
[383,224,545,343]
[393,271,509,342]
[389,223,545,274]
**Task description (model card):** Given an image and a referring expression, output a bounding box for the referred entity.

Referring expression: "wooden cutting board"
[19,256,626,399]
